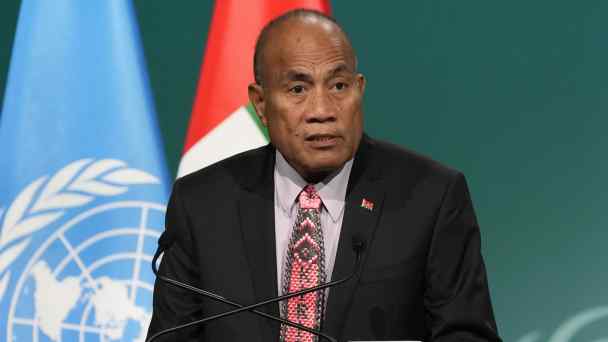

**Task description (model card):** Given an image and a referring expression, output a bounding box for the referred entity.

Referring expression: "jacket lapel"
[237,145,280,342]
[324,137,386,339]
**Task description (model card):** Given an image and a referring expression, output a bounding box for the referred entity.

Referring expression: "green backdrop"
[2,1,608,341]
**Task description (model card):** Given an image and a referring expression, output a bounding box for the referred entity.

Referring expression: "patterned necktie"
[280,185,326,342]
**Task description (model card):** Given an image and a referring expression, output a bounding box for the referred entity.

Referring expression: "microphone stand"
[147,241,364,342]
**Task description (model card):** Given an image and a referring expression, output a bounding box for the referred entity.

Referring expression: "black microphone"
[147,236,366,342]
[351,235,365,256]
[156,231,173,250]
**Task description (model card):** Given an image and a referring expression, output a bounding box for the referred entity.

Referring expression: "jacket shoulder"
[369,138,462,181]
[173,144,272,196]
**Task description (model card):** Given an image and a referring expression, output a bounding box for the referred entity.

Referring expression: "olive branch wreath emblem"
[0,158,160,303]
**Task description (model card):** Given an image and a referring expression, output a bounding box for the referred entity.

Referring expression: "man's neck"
[282,158,345,186]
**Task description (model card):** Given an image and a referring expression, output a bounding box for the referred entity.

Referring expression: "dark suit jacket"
[147,135,501,341]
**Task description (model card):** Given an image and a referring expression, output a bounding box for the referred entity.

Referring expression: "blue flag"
[0,1,170,341]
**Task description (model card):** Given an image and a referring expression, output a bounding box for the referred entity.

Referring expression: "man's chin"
[304,158,349,179]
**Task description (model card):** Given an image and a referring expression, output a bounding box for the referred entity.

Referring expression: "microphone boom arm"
[146,246,363,342]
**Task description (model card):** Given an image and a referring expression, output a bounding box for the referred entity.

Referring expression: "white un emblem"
[0,159,166,342]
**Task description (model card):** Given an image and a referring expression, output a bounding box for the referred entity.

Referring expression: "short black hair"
[253,9,353,85]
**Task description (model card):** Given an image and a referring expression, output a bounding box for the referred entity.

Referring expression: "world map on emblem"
[5,201,164,342]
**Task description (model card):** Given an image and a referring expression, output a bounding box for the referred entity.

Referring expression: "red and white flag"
[178,0,331,177]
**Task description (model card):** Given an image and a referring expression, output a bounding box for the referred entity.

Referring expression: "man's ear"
[356,73,366,95]
[248,83,268,126]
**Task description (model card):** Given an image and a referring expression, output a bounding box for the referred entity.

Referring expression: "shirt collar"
[274,150,353,222]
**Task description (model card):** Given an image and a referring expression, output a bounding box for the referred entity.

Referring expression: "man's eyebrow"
[284,70,314,82]
[281,64,353,83]
[327,64,353,79]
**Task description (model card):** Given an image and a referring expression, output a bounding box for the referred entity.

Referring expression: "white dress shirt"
[273,150,354,295]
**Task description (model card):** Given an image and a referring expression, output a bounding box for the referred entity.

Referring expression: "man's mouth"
[305,134,340,148]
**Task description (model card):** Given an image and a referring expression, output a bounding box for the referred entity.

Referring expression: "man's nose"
[305,88,337,123]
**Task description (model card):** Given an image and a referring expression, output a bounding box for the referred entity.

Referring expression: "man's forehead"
[266,22,353,65]
[269,17,344,46]
[255,14,356,85]
[268,53,354,83]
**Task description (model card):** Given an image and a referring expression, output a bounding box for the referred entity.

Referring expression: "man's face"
[249,18,365,181]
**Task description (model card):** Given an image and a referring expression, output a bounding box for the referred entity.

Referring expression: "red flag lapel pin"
[360,198,374,211]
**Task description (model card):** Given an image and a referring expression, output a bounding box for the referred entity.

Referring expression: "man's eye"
[334,82,348,91]
[289,85,305,94]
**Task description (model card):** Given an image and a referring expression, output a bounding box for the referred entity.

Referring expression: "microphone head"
[152,230,173,274]
[158,230,173,249]
[351,236,366,253]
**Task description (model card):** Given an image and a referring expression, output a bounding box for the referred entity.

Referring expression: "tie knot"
[299,185,321,209]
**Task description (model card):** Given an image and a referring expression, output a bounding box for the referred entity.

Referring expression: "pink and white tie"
[280,185,326,342]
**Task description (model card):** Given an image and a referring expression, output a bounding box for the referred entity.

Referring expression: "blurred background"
[1,1,607,341]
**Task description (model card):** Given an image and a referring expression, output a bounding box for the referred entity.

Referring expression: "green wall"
[2,1,608,341]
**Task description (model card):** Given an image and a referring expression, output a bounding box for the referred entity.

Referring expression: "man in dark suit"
[147,9,501,342]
